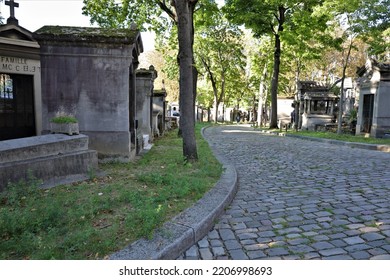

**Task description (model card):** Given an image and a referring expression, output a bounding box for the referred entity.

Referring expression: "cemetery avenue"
[181,125,390,260]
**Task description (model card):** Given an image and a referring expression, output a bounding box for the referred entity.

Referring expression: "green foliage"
[319,0,390,58]
[50,116,78,124]
[348,108,358,123]
[195,6,247,111]
[82,0,166,32]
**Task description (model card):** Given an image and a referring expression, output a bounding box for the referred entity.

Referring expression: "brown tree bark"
[269,6,286,129]
[175,0,198,161]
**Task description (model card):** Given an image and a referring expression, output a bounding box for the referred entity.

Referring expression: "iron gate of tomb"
[361,94,374,133]
[0,73,36,140]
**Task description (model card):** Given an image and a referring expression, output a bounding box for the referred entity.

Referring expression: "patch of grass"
[324,208,334,214]
[0,123,222,260]
[354,189,365,194]
[50,115,78,124]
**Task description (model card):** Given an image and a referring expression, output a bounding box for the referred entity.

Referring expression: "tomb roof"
[357,58,390,77]
[136,66,158,78]
[0,22,35,41]
[33,25,142,47]
[304,92,337,100]
[297,81,329,91]
[153,89,167,97]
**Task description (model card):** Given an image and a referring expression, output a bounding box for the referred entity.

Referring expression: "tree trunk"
[294,58,301,131]
[269,32,280,129]
[269,6,286,129]
[176,0,198,161]
[337,36,354,135]
[257,63,267,127]
[193,65,198,125]
[214,97,220,123]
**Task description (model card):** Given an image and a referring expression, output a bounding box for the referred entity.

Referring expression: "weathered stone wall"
[39,44,133,159]
[34,26,143,161]
[371,80,390,137]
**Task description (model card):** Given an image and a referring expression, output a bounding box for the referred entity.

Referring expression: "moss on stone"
[33,25,139,45]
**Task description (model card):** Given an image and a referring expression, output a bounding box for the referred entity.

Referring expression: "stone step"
[0,134,89,163]
[0,134,98,191]
[0,149,98,191]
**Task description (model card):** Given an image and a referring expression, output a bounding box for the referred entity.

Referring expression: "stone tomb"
[0,9,42,140]
[153,89,168,136]
[356,59,390,138]
[33,26,143,162]
[297,81,337,131]
[0,134,98,191]
[135,66,157,153]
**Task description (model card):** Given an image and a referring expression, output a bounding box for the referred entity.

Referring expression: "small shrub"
[50,115,78,124]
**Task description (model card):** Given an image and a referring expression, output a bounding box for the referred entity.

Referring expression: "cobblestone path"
[180,125,390,260]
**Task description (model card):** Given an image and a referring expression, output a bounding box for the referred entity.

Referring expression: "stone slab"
[1,149,98,191]
[0,134,88,163]
[0,134,98,191]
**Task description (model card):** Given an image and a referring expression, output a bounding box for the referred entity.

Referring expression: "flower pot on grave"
[50,121,79,135]
[50,115,79,135]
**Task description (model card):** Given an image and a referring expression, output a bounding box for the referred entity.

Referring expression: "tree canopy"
[82,0,390,149]
[195,7,246,122]
[223,0,330,128]
[83,0,204,162]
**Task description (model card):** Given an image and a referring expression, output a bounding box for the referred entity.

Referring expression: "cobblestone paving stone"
[179,125,390,260]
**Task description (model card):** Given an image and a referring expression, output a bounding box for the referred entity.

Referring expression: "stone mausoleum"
[0,1,42,141]
[297,81,337,131]
[356,59,390,138]
[153,89,168,136]
[135,66,157,153]
[33,25,144,162]
[1,1,98,189]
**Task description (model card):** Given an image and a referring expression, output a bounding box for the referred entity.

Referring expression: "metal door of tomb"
[361,94,374,133]
[0,73,36,140]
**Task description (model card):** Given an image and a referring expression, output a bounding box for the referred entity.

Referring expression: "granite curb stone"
[257,128,390,153]
[279,132,390,153]
[109,126,238,259]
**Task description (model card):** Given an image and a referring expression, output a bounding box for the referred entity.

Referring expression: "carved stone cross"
[5,0,19,18]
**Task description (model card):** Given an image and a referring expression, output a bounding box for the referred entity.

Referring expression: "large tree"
[195,9,246,123]
[318,0,390,133]
[223,0,326,128]
[83,0,200,161]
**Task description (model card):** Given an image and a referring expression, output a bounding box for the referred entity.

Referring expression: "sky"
[0,0,155,51]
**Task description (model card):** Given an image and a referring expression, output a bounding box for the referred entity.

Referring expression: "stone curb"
[257,129,390,153]
[109,126,238,260]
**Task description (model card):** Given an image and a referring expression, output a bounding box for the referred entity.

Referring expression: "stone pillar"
[135,66,157,153]
[356,59,390,138]
[371,79,390,137]
[153,89,167,136]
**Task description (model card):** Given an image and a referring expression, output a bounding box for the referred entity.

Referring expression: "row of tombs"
[1,8,390,189]
[0,14,178,190]
[295,59,390,136]
[296,59,390,138]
